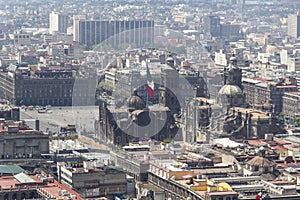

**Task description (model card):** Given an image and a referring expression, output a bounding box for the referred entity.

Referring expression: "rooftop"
[231,107,270,119]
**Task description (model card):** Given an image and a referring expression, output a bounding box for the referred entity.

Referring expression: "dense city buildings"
[0,0,300,199]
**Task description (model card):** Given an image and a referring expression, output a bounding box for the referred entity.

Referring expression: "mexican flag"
[256,192,262,200]
[146,64,154,98]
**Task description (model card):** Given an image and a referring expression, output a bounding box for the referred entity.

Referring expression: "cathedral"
[96,56,285,145]
[96,54,211,145]
[179,57,285,144]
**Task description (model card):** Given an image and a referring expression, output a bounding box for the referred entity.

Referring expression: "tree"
[163,138,172,144]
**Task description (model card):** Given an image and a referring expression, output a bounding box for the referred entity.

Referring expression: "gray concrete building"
[57,161,127,198]
[75,20,154,49]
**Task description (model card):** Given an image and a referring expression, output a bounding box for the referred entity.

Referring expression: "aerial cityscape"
[0,0,300,199]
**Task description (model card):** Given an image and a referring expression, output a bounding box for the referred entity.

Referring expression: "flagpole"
[146,84,149,109]
[146,62,149,109]
[145,60,154,110]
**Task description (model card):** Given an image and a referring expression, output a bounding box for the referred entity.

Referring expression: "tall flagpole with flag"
[144,61,154,108]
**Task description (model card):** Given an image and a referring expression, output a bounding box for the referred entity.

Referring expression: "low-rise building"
[57,161,127,199]
[148,159,239,200]
[110,150,150,182]
[0,169,82,200]
[0,104,19,121]
[0,120,49,159]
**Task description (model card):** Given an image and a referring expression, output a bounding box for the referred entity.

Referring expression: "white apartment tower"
[287,13,300,38]
[73,15,86,42]
[49,11,68,34]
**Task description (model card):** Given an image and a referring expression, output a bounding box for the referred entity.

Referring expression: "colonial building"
[97,91,179,146]
[282,92,300,118]
[242,77,297,114]
[244,156,275,176]
[0,169,82,200]
[148,159,239,200]
[178,97,211,143]
[159,65,208,114]
[224,107,284,139]
[0,120,49,159]
[0,69,97,106]
[97,54,208,145]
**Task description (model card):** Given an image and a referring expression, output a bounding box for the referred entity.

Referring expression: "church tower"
[217,57,245,108]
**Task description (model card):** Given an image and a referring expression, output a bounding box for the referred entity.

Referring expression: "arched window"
[21,192,26,199]
[12,193,17,200]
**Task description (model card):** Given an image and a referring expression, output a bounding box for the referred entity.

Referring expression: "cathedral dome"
[128,90,146,111]
[218,84,243,97]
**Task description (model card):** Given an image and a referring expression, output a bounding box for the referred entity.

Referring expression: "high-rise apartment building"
[49,11,68,34]
[204,15,221,37]
[287,13,300,38]
[73,15,86,42]
[74,19,154,49]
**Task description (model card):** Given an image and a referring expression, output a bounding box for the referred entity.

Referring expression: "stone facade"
[0,121,49,159]
[0,70,97,106]
[242,78,297,114]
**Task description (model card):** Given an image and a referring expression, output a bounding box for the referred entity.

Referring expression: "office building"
[75,20,154,49]
[204,16,221,37]
[57,161,127,198]
[49,11,69,34]
[13,31,31,45]
[287,14,300,38]
[220,23,241,38]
